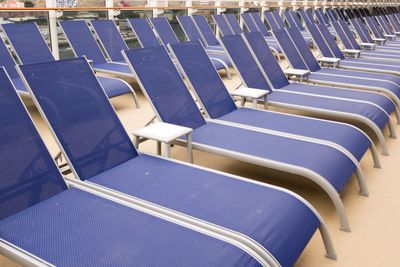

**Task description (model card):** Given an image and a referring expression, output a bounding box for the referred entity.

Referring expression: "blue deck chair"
[58,20,134,78]
[176,15,224,53]
[0,66,275,267]
[299,9,314,25]
[149,16,232,77]
[326,9,338,22]
[284,10,305,30]
[376,15,396,37]
[222,32,395,156]
[123,45,366,232]
[316,8,330,25]
[170,40,379,169]
[127,17,160,47]
[19,57,337,266]
[364,16,389,40]
[90,19,129,63]
[192,15,222,46]
[386,14,400,33]
[264,11,282,31]
[273,26,400,123]
[1,22,137,102]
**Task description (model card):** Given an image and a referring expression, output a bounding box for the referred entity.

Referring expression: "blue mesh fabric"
[317,23,345,58]
[250,13,271,37]
[2,22,55,64]
[124,46,206,129]
[305,9,315,23]
[242,13,260,33]
[272,29,309,70]
[315,8,329,24]
[224,13,243,34]
[0,38,19,78]
[264,11,281,31]
[193,15,220,46]
[128,18,161,47]
[287,27,321,72]
[331,21,353,49]
[306,23,335,57]
[213,14,234,36]
[366,16,384,38]
[1,188,260,266]
[284,11,304,30]
[150,17,180,45]
[19,58,138,180]
[272,11,286,29]
[243,32,289,89]
[221,34,272,91]
[91,20,129,62]
[298,10,313,25]
[339,20,360,49]
[171,41,237,119]
[177,16,205,45]
[0,67,67,220]
[59,20,108,64]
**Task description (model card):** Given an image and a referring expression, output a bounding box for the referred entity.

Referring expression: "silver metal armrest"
[132,122,193,162]
[230,87,269,109]
[318,57,341,68]
[284,68,310,83]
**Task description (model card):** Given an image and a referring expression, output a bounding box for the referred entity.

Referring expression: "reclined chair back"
[224,13,243,34]
[220,34,273,91]
[59,20,109,65]
[150,17,181,45]
[0,37,19,79]
[387,14,400,32]
[317,23,345,59]
[272,11,286,29]
[91,20,129,62]
[306,23,336,58]
[365,16,385,39]
[264,11,282,31]
[0,67,67,221]
[298,9,314,25]
[315,8,329,25]
[338,20,362,49]
[250,12,271,36]
[350,18,375,43]
[193,15,221,46]
[212,14,234,36]
[376,15,394,35]
[128,18,161,47]
[241,13,262,34]
[1,22,54,64]
[170,41,237,119]
[331,20,355,49]
[22,57,138,180]
[284,11,305,30]
[177,16,207,46]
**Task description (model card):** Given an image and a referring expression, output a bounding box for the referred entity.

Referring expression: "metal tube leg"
[387,120,397,139]
[240,97,245,107]
[395,107,400,124]
[355,168,369,197]
[318,223,337,260]
[370,144,382,169]
[134,136,139,149]
[131,90,141,108]
[263,95,268,110]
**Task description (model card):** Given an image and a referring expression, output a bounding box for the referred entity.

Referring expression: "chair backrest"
[365,16,385,38]
[59,20,108,65]
[212,14,234,36]
[305,9,315,23]
[298,10,313,25]
[1,22,54,64]
[177,16,206,46]
[20,57,138,180]
[220,34,272,91]
[250,13,271,36]
[0,67,67,221]
[286,27,321,72]
[241,13,261,33]
[0,37,19,78]
[124,46,206,130]
[326,9,337,22]
[243,32,289,89]
[305,23,335,58]
[272,29,309,70]
[192,15,220,46]
[387,14,400,31]
[170,41,237,119]
[338,19,361,49]
[376,15,394,34]
[272,11,286,29]
[350,18,374,43]
[128,18,161,47]
[224,13,243,34]
[264,11,282,31]
[284,11,304,30]
[331,20,354,49]
[91,20,129,62]
[150,17,181,45]
[315,8,329,25]
[317,23,345,59]
[336,9,346,21]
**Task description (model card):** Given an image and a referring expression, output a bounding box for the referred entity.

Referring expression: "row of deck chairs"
[1,6,400,266]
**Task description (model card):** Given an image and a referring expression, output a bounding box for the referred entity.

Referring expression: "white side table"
[372,37,386,45]
[384,34,396,41]
[284,68,310,83]
[342,49,361,58]
[133,122,193,163]
[360,42,376,50]
[318,57,341,68]
[230,87,269,109]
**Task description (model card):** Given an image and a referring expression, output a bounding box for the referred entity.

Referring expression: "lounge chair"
[0,66,279,266]
[272,26,400,122]
[221,32,395,156]
[192,15,224,48]
[1,22,138,104]
[169,40,379,169]
[18,57,337,266]
[124,44,369,231]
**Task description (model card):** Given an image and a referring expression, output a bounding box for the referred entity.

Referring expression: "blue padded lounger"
[0,68,276,267]
[221,32,395,156]
[124,45,366,231]
[272,27,400,121]
[310,22,400,75]
[16,58,337,266]
[1,22,136,102]
[170,40,380,169]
